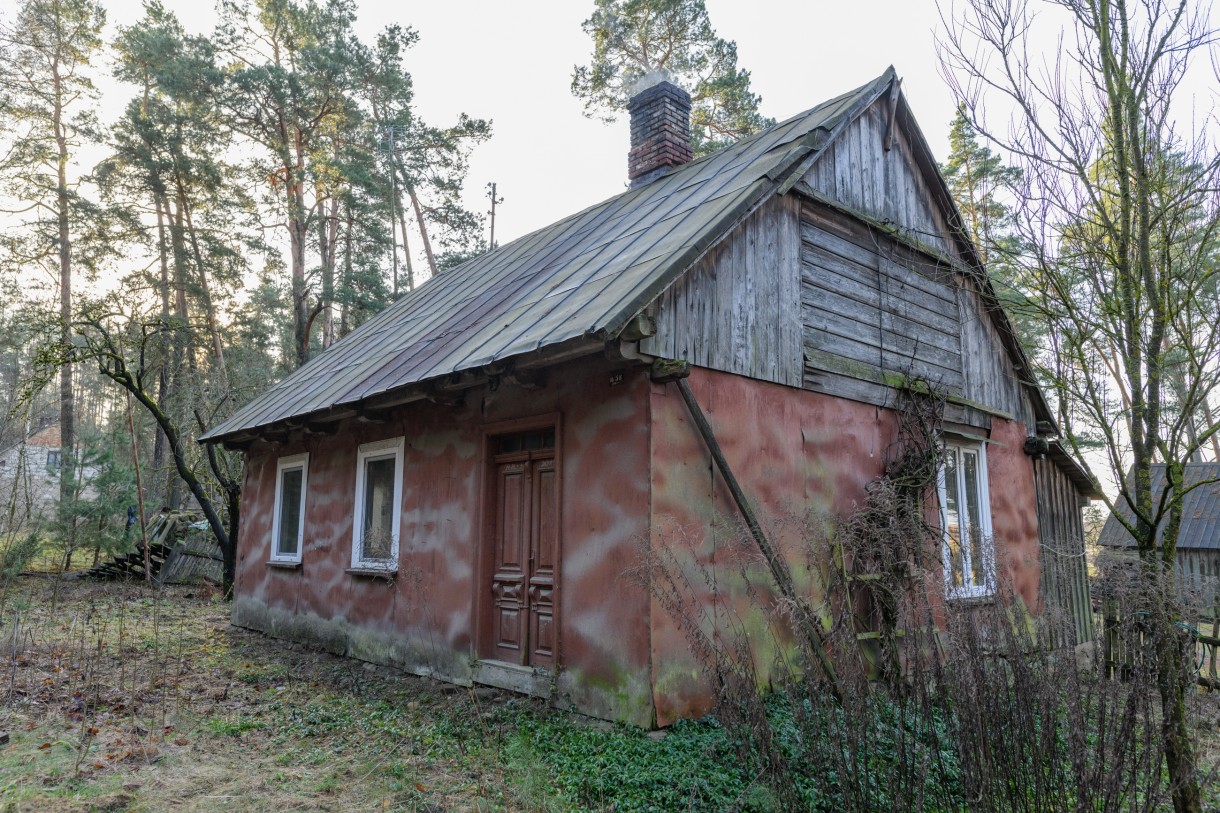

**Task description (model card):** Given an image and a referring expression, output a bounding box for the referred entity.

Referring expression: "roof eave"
[199,335,607,448]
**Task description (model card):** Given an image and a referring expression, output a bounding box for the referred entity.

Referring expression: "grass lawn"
[0,578,760,813]
[0,577,1217,812]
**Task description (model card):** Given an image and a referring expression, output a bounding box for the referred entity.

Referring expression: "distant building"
[1097,463,1220,612]
[0,422,65,533]
[0,422,104,538]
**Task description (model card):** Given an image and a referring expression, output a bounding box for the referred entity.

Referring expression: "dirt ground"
[1,578,1219,812]
[0,578,545,812]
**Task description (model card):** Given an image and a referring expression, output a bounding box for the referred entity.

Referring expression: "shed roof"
[201,70,896,443]
[1097,463,1220,550]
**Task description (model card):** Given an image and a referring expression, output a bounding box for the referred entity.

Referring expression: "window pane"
[362,456,397,560]
[277,467,303,556]
[963,451,985,587]
[943,448,964,588]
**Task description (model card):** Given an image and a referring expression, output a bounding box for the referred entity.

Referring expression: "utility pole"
[486,181,504,250]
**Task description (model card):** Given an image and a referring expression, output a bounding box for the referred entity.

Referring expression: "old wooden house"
[201,68,1097,727]
[1098,463,1220,613]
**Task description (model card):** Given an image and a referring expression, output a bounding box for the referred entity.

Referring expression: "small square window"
[272,454,308,563]
[46,449,61,467]
[939,440,995,598]
[352,437,404,570]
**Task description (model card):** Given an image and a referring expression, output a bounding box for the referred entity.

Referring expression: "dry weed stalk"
[638,384,1211,811]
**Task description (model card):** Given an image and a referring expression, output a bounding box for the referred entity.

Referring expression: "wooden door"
[488,430,557,667]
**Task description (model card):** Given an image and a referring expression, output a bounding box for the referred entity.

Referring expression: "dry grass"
[1,577,1218,812]
[0,577,531,812]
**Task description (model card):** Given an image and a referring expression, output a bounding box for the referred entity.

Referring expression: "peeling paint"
[233,356,653,726]
[232,358,1044,729]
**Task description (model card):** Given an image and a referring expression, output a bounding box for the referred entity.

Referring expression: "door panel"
[528,460,558,665]
[492,461,528,660]
[487,435,558,668]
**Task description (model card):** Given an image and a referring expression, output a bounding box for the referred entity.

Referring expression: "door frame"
[474,412,563,666]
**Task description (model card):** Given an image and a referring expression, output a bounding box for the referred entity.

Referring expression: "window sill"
[346,566,397,581]
[266,560,302,570]
[946,592,995,606]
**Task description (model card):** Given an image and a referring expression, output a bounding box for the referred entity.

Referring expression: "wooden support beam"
[882,76,903,152]
[506,369,544,391]
[618,313,657,341]
[356,409,391,425]
[651,359,843,701]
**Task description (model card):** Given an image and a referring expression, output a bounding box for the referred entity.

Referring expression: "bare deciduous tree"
[938,2,1220,810]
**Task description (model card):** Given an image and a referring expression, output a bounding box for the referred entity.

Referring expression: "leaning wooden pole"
[651,359,843,702]
[125,389,150,581]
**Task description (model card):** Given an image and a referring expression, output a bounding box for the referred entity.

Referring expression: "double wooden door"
[487,430,557,667]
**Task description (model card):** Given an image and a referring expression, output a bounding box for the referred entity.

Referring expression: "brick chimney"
[627,80,693,187]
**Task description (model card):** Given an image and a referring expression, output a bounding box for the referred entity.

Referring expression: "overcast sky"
[82,0,1220,250]
[92,0,977,247]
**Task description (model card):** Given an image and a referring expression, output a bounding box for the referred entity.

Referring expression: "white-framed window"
[351,437,404,570]
[938,440,995,598]
[271,453,309,563]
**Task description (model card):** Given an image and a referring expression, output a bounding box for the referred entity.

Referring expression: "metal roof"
[1097,463,1220,550]
[1048,441,1103,499]
[201,69,895,443]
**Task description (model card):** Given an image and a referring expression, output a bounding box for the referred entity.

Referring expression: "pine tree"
[0,0,107,547]
[571,0,773,156]
[218,0,362,367]
[103,1,254,509]
[355,25,489,292]
[940,108,1043,351]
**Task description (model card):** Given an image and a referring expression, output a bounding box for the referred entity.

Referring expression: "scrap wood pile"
[74,511,223,585]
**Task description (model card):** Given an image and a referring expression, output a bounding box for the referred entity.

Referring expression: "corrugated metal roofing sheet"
[201,70,894,443]
[1097,463,1220,550]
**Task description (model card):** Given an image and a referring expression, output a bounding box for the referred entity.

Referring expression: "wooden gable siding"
[800,200,964,394]
[1034,456,1094,643]
[802,98,963,264]
[798,198,1035,425]
[642,95,1036,427]
[958,278,1036,426]
[640,195,803,387]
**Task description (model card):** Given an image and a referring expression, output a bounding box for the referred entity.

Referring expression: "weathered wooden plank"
[800,237,957,311]
[803,337,963,394]
[800,253,961,341]
[778,195,803,385]
[863,105,884,215]
[642,195,803,386]
[957,281,1032,425]
[803,328,882,371]
[801,290,962,361]
[800,210,958,305]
